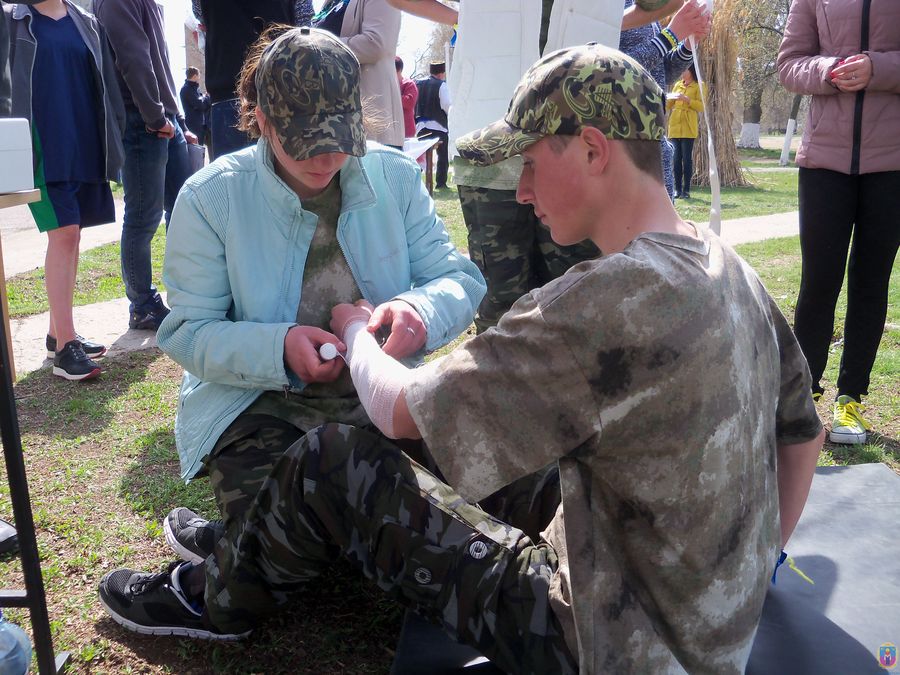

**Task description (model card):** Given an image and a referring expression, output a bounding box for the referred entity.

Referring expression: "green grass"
[674,169,799,223]
[6,226,167,318]
[738,147,797,168]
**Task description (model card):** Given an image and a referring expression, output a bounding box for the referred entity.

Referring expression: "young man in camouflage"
[102,44,825,674]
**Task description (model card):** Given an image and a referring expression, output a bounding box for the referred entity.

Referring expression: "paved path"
[4,207,800,378]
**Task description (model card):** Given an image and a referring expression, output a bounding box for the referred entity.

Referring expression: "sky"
[159,0,435,90]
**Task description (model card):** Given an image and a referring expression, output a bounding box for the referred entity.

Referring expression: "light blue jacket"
[158,139,485,480]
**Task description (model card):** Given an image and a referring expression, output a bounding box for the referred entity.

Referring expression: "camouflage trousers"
[458,185,600,333]
[202,416,575,674]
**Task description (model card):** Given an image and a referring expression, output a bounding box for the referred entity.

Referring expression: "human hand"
[330,300,375,341]
[185,130,199,145]
[284,325,345,383]
[148,119,176,139]
[830,54,872,92]
[367,300,426,359]
[679,93,691,103]
[667,0,710,43]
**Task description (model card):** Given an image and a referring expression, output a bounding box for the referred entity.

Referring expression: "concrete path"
[4,207,800,379]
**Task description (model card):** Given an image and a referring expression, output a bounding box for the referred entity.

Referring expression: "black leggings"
[794,168,900,400]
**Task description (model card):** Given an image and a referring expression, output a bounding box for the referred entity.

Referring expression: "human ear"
[255,107,268,135]
[580,127,610,174]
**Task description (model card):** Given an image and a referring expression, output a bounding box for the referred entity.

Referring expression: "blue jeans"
[120,107,191,308]
[209,99,253,161]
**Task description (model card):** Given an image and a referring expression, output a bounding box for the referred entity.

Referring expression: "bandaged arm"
[344,320,419,439]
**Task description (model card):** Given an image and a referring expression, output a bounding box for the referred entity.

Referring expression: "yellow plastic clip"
[787,556,814,585]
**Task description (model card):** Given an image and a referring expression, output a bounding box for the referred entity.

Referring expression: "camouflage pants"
[458,185,600,333]
[202,419,574,674]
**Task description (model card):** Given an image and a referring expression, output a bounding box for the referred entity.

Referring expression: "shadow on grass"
[95,560,403,674]
[13,350,160,440]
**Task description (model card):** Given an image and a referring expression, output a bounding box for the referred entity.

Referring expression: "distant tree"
[413,22,455,79]
[735,0,791,148]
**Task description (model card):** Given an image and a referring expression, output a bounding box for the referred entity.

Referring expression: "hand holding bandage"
[330,301,414,438]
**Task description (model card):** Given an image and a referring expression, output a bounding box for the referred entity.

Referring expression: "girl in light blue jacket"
[151,27,484,565]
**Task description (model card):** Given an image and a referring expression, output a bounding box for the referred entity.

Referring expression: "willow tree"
[693,0,748,188]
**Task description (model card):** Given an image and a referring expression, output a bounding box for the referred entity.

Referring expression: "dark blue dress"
[29,10,113,229]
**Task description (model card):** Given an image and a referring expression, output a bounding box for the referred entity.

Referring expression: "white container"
[0,118,34,194]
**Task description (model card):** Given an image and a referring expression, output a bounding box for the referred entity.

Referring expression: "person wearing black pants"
[795,168,900,405]
[778,0,900,445]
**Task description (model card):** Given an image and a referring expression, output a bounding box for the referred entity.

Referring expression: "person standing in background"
[395,55,417,139]
[777,0,900,446]
[180,66,209,145]
[6,0,124,379]
[666,64,703,199]
[194,0,295,160]
[94,0,196,332]
[416,62,450,188]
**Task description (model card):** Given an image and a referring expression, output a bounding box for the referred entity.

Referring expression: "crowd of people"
[0,0,896,671]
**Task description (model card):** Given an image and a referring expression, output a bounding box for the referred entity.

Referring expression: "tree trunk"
[737,89,763,148]
[779,93,803,166]
[693,0,748,188]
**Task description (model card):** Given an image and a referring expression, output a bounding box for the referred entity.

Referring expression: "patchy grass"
[735,236,900,467]
[675,169,799,223]
[738,146,797,168]
[6,227,167,319]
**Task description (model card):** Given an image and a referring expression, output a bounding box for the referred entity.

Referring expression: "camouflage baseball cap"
[456,44,666,166]
[256,27,367,161]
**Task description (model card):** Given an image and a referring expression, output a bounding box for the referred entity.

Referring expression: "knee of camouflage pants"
[205,423,574,673]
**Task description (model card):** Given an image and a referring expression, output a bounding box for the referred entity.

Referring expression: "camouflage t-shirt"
[406,225,822,674]
[246,176,369,430]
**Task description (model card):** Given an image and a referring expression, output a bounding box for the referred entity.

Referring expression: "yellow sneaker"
[830,395,872,445]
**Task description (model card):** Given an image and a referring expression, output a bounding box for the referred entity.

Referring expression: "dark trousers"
[418,128,449,187]
[794,168,900,399]
[672,138,695,195]
[209,99,253,161]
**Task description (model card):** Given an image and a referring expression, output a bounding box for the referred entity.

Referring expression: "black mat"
[391,463,900,674]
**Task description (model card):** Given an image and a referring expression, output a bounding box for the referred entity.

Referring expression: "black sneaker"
[46,334,107,359]
[98,561,249,641]
[129,293,170,331]
[52,340,101,381]
[164,507,224,564]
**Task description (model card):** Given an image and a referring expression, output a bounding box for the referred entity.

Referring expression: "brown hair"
[619,139,663,183]
[236,24,295,139]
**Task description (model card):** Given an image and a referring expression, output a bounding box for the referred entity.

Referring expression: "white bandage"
[344,321,413,438]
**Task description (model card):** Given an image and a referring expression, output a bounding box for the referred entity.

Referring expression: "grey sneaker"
[163,507,224,564]
[99,560,249,641]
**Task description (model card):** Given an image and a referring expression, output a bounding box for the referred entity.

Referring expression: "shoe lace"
[130,561,181,595]
[836,400,872,431]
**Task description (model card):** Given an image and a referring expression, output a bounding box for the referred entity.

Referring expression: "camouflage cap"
[256,27,367,161]
[456,44,666,166]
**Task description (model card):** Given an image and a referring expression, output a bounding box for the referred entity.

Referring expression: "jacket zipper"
[850,0,872,175]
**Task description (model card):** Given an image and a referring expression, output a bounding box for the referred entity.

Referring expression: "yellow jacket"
[666,79,704,139]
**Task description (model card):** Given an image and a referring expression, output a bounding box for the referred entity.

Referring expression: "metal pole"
[0,302,68,673]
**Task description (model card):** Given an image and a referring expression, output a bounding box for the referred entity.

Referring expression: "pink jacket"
[777,0,900,174]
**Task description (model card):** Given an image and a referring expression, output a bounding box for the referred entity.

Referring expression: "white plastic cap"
[319,343,339,361]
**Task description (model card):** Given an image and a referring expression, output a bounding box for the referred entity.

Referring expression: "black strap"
[850,0,872,175]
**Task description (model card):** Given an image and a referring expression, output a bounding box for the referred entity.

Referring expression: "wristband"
[660,27,679,49]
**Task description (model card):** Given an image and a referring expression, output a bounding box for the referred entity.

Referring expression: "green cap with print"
[456,43,666,166]
[256,27,367,161]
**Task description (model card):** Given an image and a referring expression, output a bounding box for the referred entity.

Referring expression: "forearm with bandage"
[344,320,415,438]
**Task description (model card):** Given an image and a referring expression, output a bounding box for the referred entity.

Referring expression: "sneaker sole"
[52,365,101,381]
[98,592,250,641]
[163,516,207,564]
[829,429,867,445]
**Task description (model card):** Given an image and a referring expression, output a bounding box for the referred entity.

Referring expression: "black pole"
[0,304,67,673]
